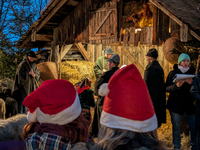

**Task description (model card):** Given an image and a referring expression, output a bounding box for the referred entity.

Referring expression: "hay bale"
[163,38,186,64]
[37,62,58,81]
[60,61,96,90]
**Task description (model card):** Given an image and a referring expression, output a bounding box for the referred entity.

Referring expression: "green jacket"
[94,56,108,80]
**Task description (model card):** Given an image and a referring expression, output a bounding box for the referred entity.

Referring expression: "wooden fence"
[87,44,174,79]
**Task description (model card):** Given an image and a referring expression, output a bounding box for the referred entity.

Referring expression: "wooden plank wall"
[89,1,118,44]
[54,0,119,46]
[87,44,173,79]
[121,26,153,46]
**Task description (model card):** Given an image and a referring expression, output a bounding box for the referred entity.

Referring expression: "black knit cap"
[146,48,158,58]
[27,51,37,58]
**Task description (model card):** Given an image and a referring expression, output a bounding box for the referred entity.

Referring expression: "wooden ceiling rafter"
[150,0,200,42]
[17,0,81,48]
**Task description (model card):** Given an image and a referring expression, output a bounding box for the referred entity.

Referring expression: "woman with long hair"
[91,64,166,150]
[22,79,90,150]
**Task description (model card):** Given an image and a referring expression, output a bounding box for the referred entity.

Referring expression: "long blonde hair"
[91,125,166,150]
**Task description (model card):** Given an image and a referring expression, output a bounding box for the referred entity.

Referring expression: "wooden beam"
[121,46,144,75]
[31,28,36,42]
[180,24,188,42]
[36,34,53,41]
[129,27,135,44]
[75,42,90,61]
[20,0,70,48]
[150,0,200,42]
[190,30,200,41]
[149,0,182,26]
[66,0,79,6]
[93,10,113,36]
[58,44,73,63]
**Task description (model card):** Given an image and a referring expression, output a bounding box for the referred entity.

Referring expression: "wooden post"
[123,28,129,45]
[152,5,158,45]
[180,24,188,42]
[129,27,135,44]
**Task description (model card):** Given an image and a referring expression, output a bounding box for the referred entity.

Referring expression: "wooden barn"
[15,0,200,78]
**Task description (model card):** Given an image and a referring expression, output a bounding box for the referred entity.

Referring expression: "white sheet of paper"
[173,74,195,82]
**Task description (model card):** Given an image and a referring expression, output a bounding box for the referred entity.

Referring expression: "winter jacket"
[94,56,108,80]
[24,123,89,150]
[78,89,95,111]
[166,64,195,115]
[144,61,166,127]
[13,56,40,97]
[190,71,200,128]
[91,66,119,137]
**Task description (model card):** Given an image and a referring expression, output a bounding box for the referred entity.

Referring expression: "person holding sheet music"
[166,53,197,150]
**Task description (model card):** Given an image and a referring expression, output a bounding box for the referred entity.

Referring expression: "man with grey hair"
[94,48,114,81]
[91,54,120,138]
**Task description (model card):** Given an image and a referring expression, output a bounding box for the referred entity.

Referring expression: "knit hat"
[178,53,190,64]
[107,54,120,64]
[104,48,114,54]
[23,79,81,125]
[146,48,158,58]
[99,64,157,132]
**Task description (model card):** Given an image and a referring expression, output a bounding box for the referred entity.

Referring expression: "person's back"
[23,79,90,150]
[91,64,166,150]
[144,48,166,128]
[77,78,95,122]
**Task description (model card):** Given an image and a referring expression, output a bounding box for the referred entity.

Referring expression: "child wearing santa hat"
[91,64,166,150]
[22,79,90,150]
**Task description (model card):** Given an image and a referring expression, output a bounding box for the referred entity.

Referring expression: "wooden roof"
[15,0,82,48]
[150,0,200,41]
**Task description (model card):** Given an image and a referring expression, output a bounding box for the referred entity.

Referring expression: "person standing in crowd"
[13,51,40,114]
[94,48,114,81]
[77,78,95,122]
[166,53,197,150]
[190,71,200,150]
[91,54,120,138]
[22,79,90,150]
[144,48,166,130]
[91,64,166,150]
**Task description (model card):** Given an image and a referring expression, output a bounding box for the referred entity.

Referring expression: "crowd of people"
[1,48,200,150]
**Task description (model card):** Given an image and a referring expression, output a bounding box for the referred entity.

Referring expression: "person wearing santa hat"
[22,79,90,150]
[91,54,120,138]
[91,64,165,150]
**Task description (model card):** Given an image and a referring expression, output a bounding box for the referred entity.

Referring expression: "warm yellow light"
[135,28,141,34]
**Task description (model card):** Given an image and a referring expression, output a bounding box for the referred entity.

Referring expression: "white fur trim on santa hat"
[28,93,81,125]
[100,110,158,132]
[98,83,110,96]
[27,110,37,123]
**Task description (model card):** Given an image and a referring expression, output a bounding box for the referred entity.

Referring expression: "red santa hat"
[99,64,157,132]
[23,79,81,125]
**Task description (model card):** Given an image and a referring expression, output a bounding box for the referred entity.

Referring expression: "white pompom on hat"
[100,64,158,132]
[23,79,81,125]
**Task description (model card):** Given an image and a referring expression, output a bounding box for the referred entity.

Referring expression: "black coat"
[144,61,166,127]
[91,66,119,137]
[78,89,95,110]
[13,56,40,97]
[166,64,195,115]
[190,71,200,128]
